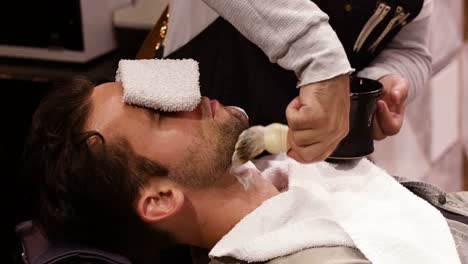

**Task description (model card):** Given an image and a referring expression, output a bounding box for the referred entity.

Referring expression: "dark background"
[0,26,148,264]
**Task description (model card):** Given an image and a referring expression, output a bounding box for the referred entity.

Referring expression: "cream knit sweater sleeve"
[201,0,353,87]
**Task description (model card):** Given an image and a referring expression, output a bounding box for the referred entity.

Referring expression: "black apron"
[166,0,424,126]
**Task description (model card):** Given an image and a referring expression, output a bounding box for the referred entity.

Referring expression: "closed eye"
[143,108,160,123]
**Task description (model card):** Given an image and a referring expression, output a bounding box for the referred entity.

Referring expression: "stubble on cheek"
[168,115,247,188]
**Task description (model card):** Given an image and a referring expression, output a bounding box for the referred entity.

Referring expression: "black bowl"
[327,77,383,160]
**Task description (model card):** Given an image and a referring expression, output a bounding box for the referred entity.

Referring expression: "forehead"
[91,82,123,103]
[86,82,127,133]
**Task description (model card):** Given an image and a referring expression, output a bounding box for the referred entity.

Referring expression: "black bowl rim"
[350,77,383,97]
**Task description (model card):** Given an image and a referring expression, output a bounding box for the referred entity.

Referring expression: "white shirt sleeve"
[200,0,353,87]
[357,0,433,102]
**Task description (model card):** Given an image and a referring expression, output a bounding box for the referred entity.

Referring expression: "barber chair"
[15,220,131,264]
[14,220,194,264]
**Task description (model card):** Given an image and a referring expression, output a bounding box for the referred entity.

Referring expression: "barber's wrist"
[299,74,350,96]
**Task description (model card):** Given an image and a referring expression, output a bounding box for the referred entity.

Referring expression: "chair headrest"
[15,220,132,264]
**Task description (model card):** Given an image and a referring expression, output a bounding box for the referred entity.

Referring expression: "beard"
[168,107,249,188]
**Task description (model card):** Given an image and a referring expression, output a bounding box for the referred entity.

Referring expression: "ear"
[135,179,184,223]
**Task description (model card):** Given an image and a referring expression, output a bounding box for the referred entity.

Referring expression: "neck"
[179,166,279,249]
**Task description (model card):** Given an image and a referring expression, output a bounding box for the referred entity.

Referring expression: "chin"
[225,106,249,129]
[217,108,248,163]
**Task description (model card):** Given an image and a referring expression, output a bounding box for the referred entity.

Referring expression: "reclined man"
[23,77,466,264]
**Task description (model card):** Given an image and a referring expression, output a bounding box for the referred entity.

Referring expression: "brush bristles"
[232,126,265,166]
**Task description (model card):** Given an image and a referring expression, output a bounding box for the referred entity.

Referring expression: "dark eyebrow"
[143,107,160,121]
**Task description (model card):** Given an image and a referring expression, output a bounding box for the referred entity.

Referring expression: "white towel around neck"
[210,155,461,264]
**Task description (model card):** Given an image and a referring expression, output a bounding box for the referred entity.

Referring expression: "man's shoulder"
[267,246,370,264]
[209,246,370,264]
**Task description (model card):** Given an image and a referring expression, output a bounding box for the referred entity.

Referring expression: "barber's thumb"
[286,97,303,128]
[288,97,302,110]
[286,131,306,163]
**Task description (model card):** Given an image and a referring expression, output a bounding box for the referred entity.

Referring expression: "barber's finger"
[287,130,316,163]
[287,149,307,163]
[286,98,324,130]
[288,145,324,163]
[373,114,387,141]
[289,122,346,147]
[286,97,304,129]
[376,100,402,136]
[389,78,408,108]
[287,96,302,110]
[392,88,406,106]
[391,89,407,114]
[286,131,307,162]
[287,129,341,162]
[288,139,338,163]
[285,97,301,122]
[373,101,388,140]
[289,128,325,147]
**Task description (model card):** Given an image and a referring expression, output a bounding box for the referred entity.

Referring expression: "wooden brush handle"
[263,123,290,154]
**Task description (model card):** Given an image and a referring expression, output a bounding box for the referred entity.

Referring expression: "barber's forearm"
[201,0,353,85]
[280,22,354,87]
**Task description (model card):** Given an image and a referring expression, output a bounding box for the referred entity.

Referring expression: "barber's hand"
[373,74,409,140]
[286,74,350,163]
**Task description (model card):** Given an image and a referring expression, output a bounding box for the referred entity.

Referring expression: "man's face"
[86,82,248,187]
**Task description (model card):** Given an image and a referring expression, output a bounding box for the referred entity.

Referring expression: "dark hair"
[22,77,175,260]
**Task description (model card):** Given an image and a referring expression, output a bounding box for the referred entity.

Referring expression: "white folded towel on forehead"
[115,59,201,112]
